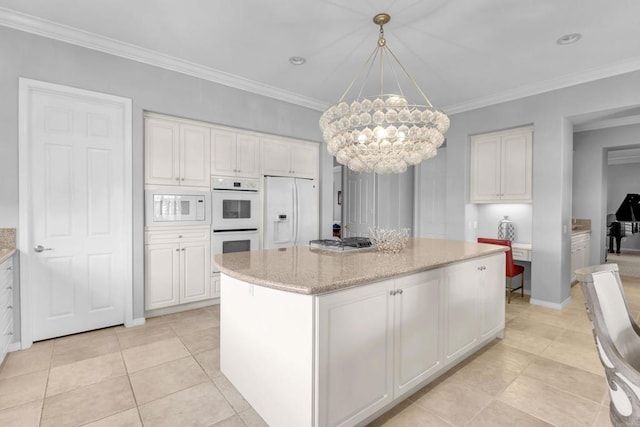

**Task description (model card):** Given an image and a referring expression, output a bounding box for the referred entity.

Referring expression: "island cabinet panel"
[443,254,506,365]
[394,270,442,397]
[221,276,315,427]
[316,269,443,426]
[316,279,395,427]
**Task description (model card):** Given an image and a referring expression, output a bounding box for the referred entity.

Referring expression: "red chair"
[477,238,525,303]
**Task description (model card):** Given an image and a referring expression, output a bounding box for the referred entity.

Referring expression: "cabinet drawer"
[0,258,13,288]
[511,248,530,262]
[145,226,210,244]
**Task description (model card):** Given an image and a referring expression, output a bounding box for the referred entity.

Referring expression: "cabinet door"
[236,133,261,178]
[211,130,237,177]
[479,254,506,339]
[291,142,319,179]
[316,279,394,427]
[501,130,532,202]
[145,243,180,310]
[211,275,221,298]
[443,261,479,363]
[145,118,180,185]
[180,241,211,304]
[261,138,292,176]
[394,270,441,398]
[180,124,211,187]
[470,134,501,202]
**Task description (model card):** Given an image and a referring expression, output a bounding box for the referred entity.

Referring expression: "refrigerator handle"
[293,181,298,244]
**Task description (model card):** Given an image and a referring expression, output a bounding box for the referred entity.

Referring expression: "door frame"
[18,78,133,348]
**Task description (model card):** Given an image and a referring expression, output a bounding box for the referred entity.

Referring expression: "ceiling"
[1,0,640,114]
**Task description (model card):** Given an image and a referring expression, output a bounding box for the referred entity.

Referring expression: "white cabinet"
[212,274,221,298]
[571,232,591,282]
[0,256,14,365]
[443,254,505,364]
[262,137,319,179]
[316,270,442,426]
[145,117,211,187]
[211,130,260,178]
[470,126,532,203]
[145,226,211,310]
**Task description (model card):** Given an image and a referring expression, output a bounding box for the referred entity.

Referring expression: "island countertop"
[214,238,507,295]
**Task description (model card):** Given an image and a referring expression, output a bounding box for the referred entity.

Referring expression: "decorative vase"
[498,216,516,241]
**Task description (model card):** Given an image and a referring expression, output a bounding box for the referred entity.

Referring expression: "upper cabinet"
[261,137,318,179]
[145,116,211,187]
[470,126,533,203]
[211,129,260,178]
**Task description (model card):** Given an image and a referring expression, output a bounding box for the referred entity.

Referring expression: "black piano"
[609,193,640,253]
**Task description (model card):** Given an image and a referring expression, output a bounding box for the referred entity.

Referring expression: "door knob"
[34,245,53,253]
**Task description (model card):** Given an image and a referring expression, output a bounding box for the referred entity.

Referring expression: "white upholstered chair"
[576,264,640,426]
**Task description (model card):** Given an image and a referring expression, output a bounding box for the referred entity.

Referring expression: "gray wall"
[441,71,640,307]
[607,162,640,251]
[574,124,640,262]
[0,26,324,323]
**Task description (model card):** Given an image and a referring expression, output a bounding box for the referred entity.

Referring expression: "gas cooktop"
[308,237,373,251]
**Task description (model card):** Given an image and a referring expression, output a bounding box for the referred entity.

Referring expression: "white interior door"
[19,79,132,343]
[344,170,376,238]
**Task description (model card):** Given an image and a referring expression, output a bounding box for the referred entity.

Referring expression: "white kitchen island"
[214,238,507,427]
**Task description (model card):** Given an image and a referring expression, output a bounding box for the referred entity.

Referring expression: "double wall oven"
[211,176,260,273]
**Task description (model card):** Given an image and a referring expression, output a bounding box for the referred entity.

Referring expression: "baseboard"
[530,296,572,310]
[7,342,21,353]
[145,298,219,318]
[125,317,146,328]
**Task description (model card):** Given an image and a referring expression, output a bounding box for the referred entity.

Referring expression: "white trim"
[529,296,572,310]
[7,342,21,353]
[0,8,327,112]
[18,78,133,347]
[127,317,146,328]
[3,8,640,116]
[576,115,640,133]
[443,56,640,114]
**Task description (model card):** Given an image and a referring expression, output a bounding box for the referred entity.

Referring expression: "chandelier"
[319,13,450,174]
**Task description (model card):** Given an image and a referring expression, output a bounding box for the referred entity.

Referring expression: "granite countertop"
[571,218,591,235]
[214,238,507,295]
[0,228,16,264]
[0,248,16,264]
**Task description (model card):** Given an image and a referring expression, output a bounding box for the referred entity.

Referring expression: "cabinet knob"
[7,305,12,309]
[390,290,396,296]
[178,235,183,238]
[181,248,185,251]
[181,178,185,181]
[7,331,12,336]
[397,289,403,295]
[175,248,180,252]
[6,266,12,271]
[6,286,11,290]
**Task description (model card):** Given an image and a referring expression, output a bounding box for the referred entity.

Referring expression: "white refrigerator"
[263,177,319,249]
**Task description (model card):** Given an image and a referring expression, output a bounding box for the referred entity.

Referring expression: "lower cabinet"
[443,254,505,364]
[571,232,591,282]
[145,226,211,310]
[0,256,14,365]
[220,252,505,427]
[316,269,443,427]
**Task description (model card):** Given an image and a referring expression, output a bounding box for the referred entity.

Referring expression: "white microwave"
[145,190,211,226]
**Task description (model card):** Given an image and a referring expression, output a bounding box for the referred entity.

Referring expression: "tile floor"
[1,277,637,426]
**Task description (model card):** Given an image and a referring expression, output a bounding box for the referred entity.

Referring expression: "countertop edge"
[0,248,16,264]
[217,245,507,296]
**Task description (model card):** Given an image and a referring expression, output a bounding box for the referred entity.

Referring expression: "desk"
[512,243,532,262]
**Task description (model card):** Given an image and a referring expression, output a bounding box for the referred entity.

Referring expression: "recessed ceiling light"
[289,56,306,65]
[557,33,582,45]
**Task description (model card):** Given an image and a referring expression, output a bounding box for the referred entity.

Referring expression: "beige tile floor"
[1,277,638,426]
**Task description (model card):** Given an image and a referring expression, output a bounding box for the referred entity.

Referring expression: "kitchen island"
[215,238,507,427]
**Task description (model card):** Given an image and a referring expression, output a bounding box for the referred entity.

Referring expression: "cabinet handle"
[397,289,403,295]
[7,305,12,309]
[175,248,180,252]
[178,235,183,238]
[390,290,396,296]
[6,266,12,271]
[7,332,12,336]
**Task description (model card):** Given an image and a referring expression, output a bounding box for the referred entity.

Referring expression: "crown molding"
[4,7,640,116]
[443,57,640,115]
[574,115,640,133]
[0,7,328,112]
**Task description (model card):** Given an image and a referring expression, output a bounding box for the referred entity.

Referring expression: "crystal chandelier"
[319,13,450,174]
